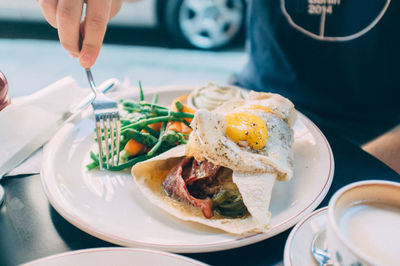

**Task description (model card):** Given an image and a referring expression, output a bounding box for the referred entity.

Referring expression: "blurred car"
[0,0,246,49]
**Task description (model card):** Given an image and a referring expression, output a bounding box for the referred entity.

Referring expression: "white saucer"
[284,207,328,266]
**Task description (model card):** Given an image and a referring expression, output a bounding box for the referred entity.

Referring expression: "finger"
[79,0,112,68]
[110,0,123,19]
[56,0,84,57]
[37,0,58,28]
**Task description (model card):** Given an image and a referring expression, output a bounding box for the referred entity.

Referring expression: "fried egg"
[186,91,296,181]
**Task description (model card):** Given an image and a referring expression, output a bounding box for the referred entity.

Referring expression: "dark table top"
[1,126,399,266]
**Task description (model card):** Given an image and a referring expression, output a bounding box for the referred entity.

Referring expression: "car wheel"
[163,0,245,49]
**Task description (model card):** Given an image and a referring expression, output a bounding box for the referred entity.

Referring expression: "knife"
[0,78,119,179]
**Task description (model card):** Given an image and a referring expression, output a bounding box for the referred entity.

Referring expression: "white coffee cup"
[327,180,400,266]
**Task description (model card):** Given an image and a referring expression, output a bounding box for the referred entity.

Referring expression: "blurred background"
[0,0,248,97]
[0,0,246,50]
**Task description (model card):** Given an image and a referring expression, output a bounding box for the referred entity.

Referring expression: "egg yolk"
[225,112,268,150]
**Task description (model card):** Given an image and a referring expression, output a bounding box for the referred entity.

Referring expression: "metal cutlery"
[85,68,121,169]
[311,230,334,266]
[0,78,120,207]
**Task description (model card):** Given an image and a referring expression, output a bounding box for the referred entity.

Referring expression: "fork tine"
[86,68,121,170]
[103,115,110,169]
[115,118,121,166]
[95,120,104,170]
[109,116,115,166]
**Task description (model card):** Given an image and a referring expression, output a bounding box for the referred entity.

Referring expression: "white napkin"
[0,76,90,177]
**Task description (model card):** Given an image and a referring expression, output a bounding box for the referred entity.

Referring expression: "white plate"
[284,207,328,266]
[22,247,207,266]
[41,87,334,253]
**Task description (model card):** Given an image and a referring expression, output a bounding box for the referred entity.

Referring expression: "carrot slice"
[181,123,192,134]
[124,139,145,156]
[171,94,195,123]
[147,122,162,132]
[166,121,182,132]
[162,94,195,134]
[172,94,189,106]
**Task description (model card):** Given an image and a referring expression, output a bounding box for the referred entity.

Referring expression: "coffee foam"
[338,202,400,265]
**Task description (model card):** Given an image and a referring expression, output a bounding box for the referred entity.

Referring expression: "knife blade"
[0,78,119,178]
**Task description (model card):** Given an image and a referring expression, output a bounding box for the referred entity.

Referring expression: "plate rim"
[22,247,208,266]
[41,87,334,253]
[283,207,328,266]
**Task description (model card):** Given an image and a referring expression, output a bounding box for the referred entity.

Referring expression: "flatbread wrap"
[132,91,297,235]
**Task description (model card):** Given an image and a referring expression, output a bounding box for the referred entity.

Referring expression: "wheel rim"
[179,0,244,49]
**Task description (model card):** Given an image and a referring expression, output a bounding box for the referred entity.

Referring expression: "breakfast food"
[86,83,195,171]
[132,90,297,235]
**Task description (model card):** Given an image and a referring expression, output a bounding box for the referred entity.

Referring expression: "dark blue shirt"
[235,0,400,143]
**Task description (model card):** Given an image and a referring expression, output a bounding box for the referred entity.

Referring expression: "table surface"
[2,126,399,266]
[1,39,399,266]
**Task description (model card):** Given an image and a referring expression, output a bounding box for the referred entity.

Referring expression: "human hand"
[38,0,123,68]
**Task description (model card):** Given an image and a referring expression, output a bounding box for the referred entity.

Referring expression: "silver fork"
[86,68,121,170]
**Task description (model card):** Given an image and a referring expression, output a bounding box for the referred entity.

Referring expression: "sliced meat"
[185,159,220,186]
[162,157,214,218]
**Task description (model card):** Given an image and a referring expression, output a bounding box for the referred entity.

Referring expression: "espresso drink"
[338,202,400,265]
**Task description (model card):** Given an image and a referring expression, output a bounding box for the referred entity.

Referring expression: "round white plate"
[41,87,334,253]
[284,207,328,266]
[22,247,207,266]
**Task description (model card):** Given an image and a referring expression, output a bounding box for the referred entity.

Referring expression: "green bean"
[150,93,159,112]
[122,99,167,113]
[119,150,130,162]
[121,116,188,132]
[147,122,167,156]
[139,80,144,101]
[121,116,168,131]
[137,102,168,111]
[123,128,158,147]
[154,109,194,119]
[89,146,119,163]
[122,100,142,109]
[175,101,184,111]
[163,130,189,145]
[87,81,193,171]
[143,126,160,137]
[163,130,180,146]
[88,151,153,171]
[121,119,136,127]
[89,151,100,166]
[108,154,152,171]
[122,106,142,113]
[86,161,98,170]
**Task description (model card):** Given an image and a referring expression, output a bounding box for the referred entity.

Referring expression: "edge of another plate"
[21,247,208,266]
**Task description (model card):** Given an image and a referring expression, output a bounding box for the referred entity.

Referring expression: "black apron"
[234,0,400,144]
